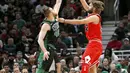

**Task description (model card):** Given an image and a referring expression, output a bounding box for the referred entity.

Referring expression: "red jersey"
[85,14,102,41]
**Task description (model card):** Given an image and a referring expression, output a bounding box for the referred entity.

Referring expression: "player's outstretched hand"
[43,51,50,60]
[58,18,65,23]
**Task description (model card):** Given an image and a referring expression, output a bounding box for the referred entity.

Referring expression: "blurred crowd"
[0,0,130,73]
[99,11,130,73]
[0,0,87,73]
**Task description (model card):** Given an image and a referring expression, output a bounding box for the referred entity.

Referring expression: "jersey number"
[52,22,59,37]
[85,55,91,64]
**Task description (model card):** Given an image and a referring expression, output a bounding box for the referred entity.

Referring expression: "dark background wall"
[119,0,130,18]
[103,0,130,21]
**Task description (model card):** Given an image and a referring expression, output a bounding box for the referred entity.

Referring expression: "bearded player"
[36,0,62,73]
[58,0,104,73]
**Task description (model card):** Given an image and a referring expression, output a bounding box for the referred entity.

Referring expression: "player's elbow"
[37,38,42,44]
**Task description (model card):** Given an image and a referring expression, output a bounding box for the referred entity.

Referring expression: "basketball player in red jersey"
[58,0,104,73]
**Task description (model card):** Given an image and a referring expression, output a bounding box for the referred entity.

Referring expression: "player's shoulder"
[86,15,100,22]
[89,14,100,18]
[41,23,50,30]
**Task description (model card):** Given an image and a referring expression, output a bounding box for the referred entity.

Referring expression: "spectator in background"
[73,55,80,68]
[67,60,74,71]
[121,38,130,50]
[81,7,87,17]
[120,57,129,70]
[4,38,16,54]
[13,67,21,73]
[99,47,119,65]
[29,45,38,55]
[13,62,20,69]
[19,26,27,36]
[60,59,68,73]
[16,35,30,54]
[35,0,44,14]
[1,51,9,67]
[21,6,28,21]
[22,63,29,72]
[13,13,26,30]
[22,68,28,73]
[0,2,8,13]
[60,31,71,48]
[101,58,111,73]
[6,3,15,21]
[55,38,68,57]
[114,21,128,40]
[8,53,15,71]
[0,29,8,43]
[3,63,11,73]
[69,68,75,73]
[74,60,81,72]
[14,51,28,70]
[0,16,10,29]
[122,15,128,27]
[12,24,18,32]
[68,0,77,11]
[76,32,86,47]
[66,56,74,72]
[61,0,75,19]
[75,42,82,57]
[8,28,19,43]
[67,16,85,34]
[23,28,34,44]
[107,34,122,50]
[25,52,37,72]
[115,63,128,73]
[31,65,36,73]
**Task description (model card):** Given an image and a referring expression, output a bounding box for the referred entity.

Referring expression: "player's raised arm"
[80,0,90,11]
[53,0,62,14]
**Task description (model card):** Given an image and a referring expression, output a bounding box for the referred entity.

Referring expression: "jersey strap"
[41,18,56,26]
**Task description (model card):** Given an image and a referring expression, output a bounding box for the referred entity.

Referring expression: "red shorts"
[81,41,103,73]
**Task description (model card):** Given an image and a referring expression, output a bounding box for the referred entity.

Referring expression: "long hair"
[92,1,105,13]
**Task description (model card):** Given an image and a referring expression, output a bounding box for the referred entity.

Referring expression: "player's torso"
[85,14,102,41]
[42,18,60,44]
